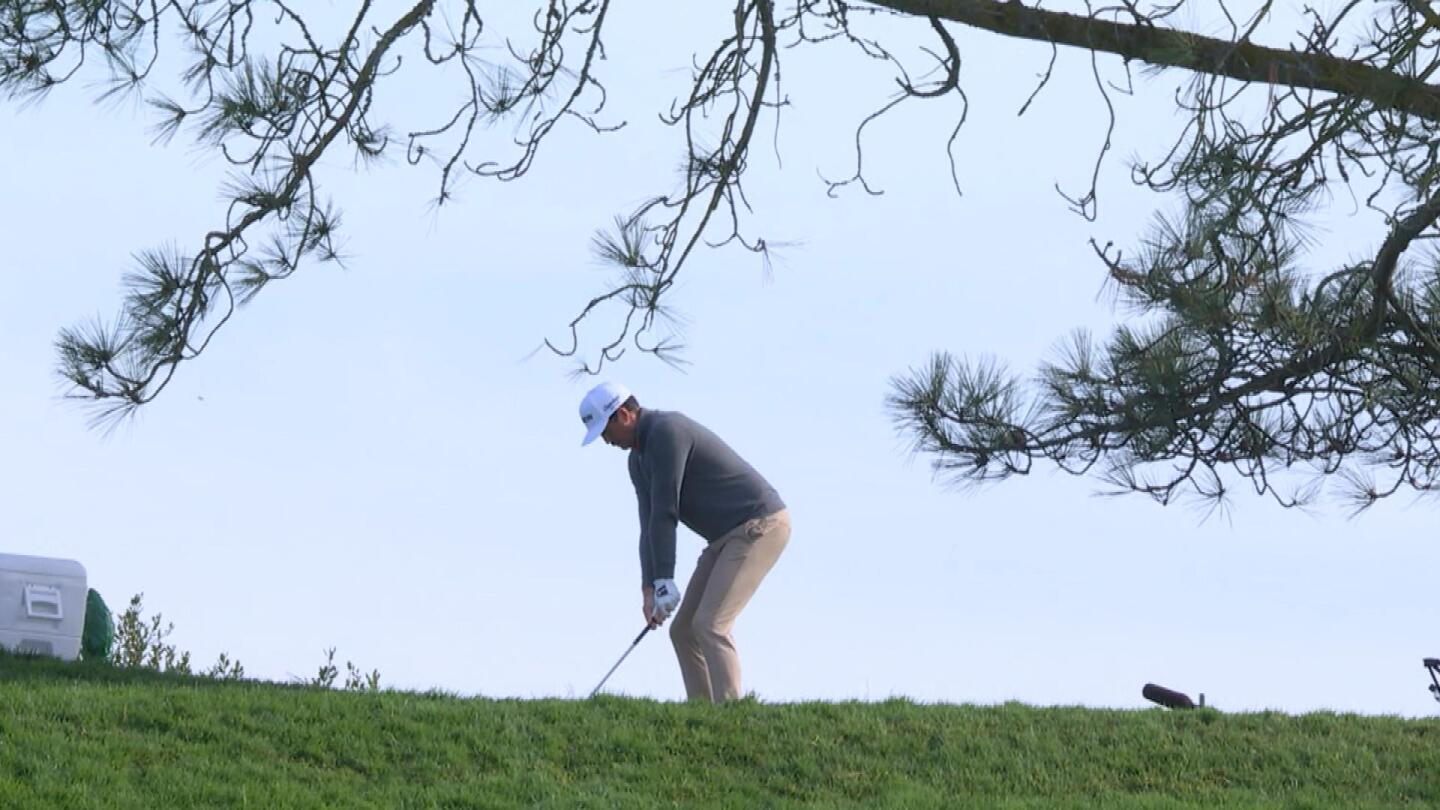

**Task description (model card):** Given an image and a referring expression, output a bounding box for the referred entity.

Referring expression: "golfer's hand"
[642,586,661,628]
[651,578,680,624]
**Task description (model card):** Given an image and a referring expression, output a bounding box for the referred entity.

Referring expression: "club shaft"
[588,625,652,698]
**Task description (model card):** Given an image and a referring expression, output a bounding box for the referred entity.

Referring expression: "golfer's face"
[602,409,636,449]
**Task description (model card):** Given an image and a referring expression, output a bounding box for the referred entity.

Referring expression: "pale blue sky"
[2,2,1436,715]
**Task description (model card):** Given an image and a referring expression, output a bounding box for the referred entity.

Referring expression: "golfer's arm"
[646,424,688,582]
[637,494,654,587]
[631,457,654,588]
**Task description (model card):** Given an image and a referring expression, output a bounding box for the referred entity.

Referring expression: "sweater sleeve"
[644,419,692,582]
[629,453,654,587]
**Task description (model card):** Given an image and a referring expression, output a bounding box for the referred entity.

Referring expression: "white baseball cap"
[578,381,632,446]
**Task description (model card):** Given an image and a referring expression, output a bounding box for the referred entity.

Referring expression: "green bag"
[82,588,115,661]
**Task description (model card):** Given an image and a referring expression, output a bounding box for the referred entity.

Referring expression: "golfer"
[579,381,790,702]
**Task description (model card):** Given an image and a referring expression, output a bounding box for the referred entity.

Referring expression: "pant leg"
[668,541,722,701]
[690,509,791,702]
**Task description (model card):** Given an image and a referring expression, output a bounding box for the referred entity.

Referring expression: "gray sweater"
[628,409,785,585]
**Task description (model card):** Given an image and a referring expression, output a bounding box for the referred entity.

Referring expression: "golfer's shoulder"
[647,409,697,440]
[653,409,714,441]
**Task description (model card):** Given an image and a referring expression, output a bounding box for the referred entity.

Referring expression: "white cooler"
[0,553,88,661]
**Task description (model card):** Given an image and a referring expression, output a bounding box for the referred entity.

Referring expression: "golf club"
[589,625,652,698]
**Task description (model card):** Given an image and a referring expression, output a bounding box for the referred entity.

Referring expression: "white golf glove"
[652,578,681,620]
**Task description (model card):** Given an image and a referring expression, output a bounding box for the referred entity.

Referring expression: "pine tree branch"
[869,0,1440,122]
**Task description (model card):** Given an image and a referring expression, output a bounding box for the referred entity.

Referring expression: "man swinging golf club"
[580,381,790,703]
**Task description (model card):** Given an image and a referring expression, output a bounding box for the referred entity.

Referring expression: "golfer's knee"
[691,613,729,649]
[669,615,696,649]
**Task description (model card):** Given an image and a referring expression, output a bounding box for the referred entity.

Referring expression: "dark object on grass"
[1143,682,1204,710]
[82,589,115,660]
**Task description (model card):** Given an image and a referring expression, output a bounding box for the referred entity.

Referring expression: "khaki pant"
[669,508,791,703]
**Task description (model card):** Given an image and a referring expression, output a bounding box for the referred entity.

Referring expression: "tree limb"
[869,0,1440,122]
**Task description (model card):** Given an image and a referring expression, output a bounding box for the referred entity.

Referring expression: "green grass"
[1,653,1437,808]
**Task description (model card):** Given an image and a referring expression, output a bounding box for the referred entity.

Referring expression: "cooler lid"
[0,553,86,579]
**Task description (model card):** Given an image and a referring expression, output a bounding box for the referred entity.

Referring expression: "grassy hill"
[1,652,1437,808]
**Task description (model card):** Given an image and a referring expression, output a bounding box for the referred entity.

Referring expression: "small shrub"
[306,647,382,692]
[112,593,197,675]
[111,593,376,689]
